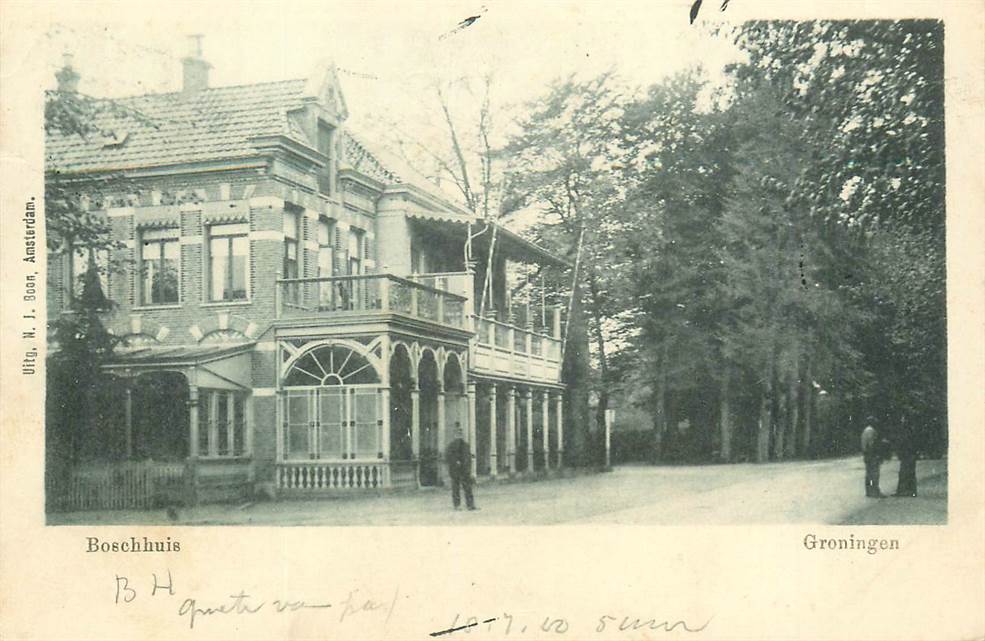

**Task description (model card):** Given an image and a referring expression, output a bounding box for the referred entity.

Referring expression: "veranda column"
[467,381,478,477]
[411,383,421,486]
[555,392,564,469]
[124,378,133,459]
[436,384,446,485]
[506,386,517,475]
[541,390,550,472]
[488,384,498,477]
[188,385,200,459]
[525,388,534,472]
[187,378,200,506]
[381,387,391,486]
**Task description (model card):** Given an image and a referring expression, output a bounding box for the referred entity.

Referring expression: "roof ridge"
[114,77,306,102]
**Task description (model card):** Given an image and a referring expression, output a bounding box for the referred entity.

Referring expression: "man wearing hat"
[445,424,478,511]
[861,417,886,498]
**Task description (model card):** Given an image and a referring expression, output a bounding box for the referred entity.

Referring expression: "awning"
[103,343,255,391]
[406,212,571,268]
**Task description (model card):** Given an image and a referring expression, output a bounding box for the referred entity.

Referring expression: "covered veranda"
[55,343,257,510]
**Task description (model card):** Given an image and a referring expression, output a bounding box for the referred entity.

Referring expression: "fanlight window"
[285,345,379,387]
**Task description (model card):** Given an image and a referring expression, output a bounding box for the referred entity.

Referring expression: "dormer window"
[317,121,335,195]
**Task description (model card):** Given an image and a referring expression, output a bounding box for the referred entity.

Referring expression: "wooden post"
[555,393,564,469]
[381,387,391,486]
[467,381,478,477]
[380,275,390,311]
[507,386,517,475]
[188,385,200,458]
[525,388,534,473]
[187,377,200,506]
[436,388,446,484]
[244,394,254,458]
[541,390,550,472]
[411,384,421,486]
[489,385,498,477]
[124,378,133,459]
[226,393,235,457]
[604,408,614,469]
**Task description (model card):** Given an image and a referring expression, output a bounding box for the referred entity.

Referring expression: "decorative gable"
[303,60,349,121]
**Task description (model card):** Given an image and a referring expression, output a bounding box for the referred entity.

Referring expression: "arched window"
[284,344,380,387]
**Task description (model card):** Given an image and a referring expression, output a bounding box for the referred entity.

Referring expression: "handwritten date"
[433,612,712,636]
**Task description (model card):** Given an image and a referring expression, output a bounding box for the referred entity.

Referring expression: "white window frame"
[206,223,250,302]
[138,228,181,306]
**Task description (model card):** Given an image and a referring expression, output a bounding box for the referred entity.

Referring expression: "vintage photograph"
[40,7,947,527]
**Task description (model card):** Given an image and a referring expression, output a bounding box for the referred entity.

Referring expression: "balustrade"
[277,461,388,490]
[276,274,467,329]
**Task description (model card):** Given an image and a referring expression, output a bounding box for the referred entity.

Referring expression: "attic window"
[101,130,129,148]
[316,122,334,195]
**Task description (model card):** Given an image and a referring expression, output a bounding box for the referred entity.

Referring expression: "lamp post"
[604,408,615,470]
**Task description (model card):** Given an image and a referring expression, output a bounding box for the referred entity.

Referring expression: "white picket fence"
[53,461,186,511]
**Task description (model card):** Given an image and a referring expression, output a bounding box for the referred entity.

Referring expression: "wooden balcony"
[472,315,563,385]
[275,271,564,385]
[275,273,469,331]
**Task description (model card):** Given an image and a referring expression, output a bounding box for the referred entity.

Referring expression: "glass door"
[318,387,346,459]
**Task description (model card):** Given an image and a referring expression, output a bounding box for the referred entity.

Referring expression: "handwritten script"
[113,570,399,630]
[431,612,713,637]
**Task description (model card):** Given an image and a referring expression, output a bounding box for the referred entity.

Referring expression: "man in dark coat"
[445,425,477,510]
[861,418,885,498]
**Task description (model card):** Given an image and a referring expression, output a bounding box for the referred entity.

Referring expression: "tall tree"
[504,73,632,441]
[727,20,947,455]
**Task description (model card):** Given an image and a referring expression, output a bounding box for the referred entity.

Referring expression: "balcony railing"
[473,315,562,383]
[276,274,468,329]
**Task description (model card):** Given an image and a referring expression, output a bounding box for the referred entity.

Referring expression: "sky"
[35,2,741,123]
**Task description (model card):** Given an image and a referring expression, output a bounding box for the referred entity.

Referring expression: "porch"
[272,334,566,496]
[47,344,257,512]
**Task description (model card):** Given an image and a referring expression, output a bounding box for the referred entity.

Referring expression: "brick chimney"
[181,35,211,95]
[55,53,80,93]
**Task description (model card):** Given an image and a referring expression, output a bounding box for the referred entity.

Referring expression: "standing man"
[861,418,885,498]
[446,424,478,511]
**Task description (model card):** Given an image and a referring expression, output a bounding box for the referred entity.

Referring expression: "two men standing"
[862,415,921,498]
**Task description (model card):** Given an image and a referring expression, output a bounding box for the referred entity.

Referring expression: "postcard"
[1,1,982,639]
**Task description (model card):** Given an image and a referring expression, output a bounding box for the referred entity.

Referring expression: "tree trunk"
[585,270,610,466]
[756,355,775,463]
[719,369,732,462]
[775,381,787,461]
[653,339,669,459]
[801,355,814,457]
[786,365,800,459]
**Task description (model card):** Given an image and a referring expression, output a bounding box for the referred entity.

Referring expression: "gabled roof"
[45,77,397,184]
[46,80,309,173]
[45,75,569,267]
